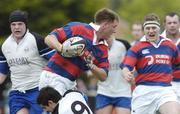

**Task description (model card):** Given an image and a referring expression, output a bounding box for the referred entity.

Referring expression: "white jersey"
[58,91,93,114]
[0,30,54,91]
[97,39,132,97]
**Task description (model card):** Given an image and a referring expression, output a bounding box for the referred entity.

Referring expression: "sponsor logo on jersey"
[8,57,29,66]
[142,49,150,54]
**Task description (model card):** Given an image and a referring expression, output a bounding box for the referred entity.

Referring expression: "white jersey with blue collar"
[0,30,54,92]
[97,39,131,97]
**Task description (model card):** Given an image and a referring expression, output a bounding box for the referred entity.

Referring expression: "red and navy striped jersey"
[161,31,180,81]
[173,39,180,81]
[121,36,180,86]
[44,22,109,81]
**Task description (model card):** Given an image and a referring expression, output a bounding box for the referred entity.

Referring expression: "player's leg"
[26,88,44,114]
[115,107,130,114]
[114,97,131,114]
[39,70,76,95]
[95,94,113,114]
[156,86,180,114]
[16,108,29,114]
[158,101,180,114]
[9,90,29,114]
[171,81,180,102]
[96,105,113,114]
[131,85,158,114]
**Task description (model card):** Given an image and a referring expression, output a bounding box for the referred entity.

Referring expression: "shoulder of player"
[162,39,179,51]
[62,90,84,101]
[29,31,44,40]
[67,22,90,30]
[161,38,176,45]
[1,35,15,51]
[29,31,49,49]
[115,38,131,50]
[63,90,82,97]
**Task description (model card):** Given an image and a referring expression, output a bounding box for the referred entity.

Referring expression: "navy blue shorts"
[96,94,131,110]
[9,87,44,114]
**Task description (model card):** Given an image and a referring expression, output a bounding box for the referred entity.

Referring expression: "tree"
[0,0,108,39]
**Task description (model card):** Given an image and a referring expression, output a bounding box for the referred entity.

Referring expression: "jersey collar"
[140,35,171,48]
[89,22,108,46]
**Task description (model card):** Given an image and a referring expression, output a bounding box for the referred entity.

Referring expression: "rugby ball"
[61,37,86,57]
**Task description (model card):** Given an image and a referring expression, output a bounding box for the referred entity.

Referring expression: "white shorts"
[39,70,77,95]
[131,85,179,114]
[171,81,180,102]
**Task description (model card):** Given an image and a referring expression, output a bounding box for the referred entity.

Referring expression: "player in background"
[0,10,55,114]
[95,30,131,114]
[161,12,180,43]
[37,86,93,114]
[38,8,119,96]
[161,12,180,102]
[121,13,180,114]
[131,22,144,46]
[130,22,144,89]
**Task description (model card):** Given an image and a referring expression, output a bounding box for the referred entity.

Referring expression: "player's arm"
[122,67,135,84]
[84,48,108,81]
[91,66,107,81]
[45,34,63,53]
[0,73,7,84]
[0,46,9,84]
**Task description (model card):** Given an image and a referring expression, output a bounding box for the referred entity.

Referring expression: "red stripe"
[97,62,109,68]
[136,57,149,69]
[123,56,137,67]
[135,73,172,83]
[71,25,94,41]
[173,70,180,78]
[55,28,67,42]
[162,41,177,51]
[132,42,151,53]
[51,54,83,77]
[98,44,108,58]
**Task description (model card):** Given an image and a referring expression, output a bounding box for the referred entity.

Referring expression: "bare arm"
[90,65,107,81]
[122,67,135,85]
[84,54,107,81]
[44,35,62,53]
[0,73,7,84]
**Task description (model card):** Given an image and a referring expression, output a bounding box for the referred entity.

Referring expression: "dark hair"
[37,86,62,106]
[164,12,180,22]
[94,8,119,24]
[9,10,28,25]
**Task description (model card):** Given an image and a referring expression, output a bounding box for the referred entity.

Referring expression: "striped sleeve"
[95,44,109,74]
[121,44,138,71]
[49,22,94,43]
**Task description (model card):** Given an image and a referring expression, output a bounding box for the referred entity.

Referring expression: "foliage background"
[1,0,180,42]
